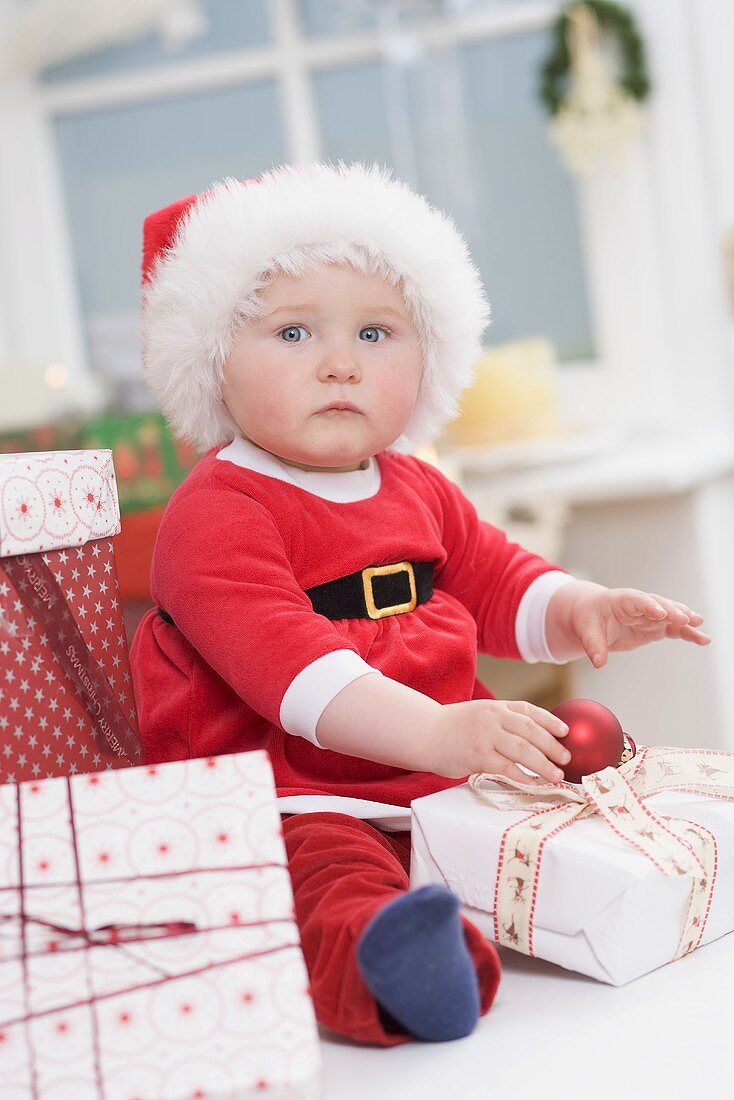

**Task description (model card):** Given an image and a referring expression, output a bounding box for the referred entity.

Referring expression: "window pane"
[314,61,393,166]
[298,0,494,38]
[314,33,595,362]
[41,0,271,84]
[299,0,380,37]
[54,81,285,398]
[458,30,595,360]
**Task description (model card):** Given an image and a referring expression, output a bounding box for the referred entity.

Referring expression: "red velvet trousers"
[282,812,502,1046]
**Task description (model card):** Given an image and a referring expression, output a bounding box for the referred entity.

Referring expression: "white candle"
[444,338,564,446]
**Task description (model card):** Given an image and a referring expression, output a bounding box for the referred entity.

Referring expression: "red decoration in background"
[551,698,636,784]
[114,505,166,602]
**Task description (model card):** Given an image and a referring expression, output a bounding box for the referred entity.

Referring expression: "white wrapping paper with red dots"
[410,746,734,986]
[0,749,320,1099]
[0,450,120,559]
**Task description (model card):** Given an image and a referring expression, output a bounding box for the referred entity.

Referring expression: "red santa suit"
[132,434,572,806]
[131,433,574,1044]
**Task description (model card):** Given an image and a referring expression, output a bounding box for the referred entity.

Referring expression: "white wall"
[0,0,88,381]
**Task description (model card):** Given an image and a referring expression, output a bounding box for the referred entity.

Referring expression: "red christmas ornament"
[550,699,636,784]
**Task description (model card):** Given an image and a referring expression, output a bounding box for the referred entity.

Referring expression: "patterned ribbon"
[468,745,734,961]
[4,779,300,1100]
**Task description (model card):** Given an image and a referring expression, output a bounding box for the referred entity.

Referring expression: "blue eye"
[278,324,389,344]
[360,327,388,343]
[279,325,309,343]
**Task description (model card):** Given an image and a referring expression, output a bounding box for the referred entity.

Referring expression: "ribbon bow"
[468,744,734,961]
[0,912,198,959]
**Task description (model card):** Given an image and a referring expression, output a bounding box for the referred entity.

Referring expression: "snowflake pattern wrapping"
[0,450,141,784]
[0,749,320,1099]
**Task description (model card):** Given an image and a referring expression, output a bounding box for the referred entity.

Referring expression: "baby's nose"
[318,351,361,380]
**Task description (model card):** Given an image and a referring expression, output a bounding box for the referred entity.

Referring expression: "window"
[54,79,285,401]
[40,0,272,82]
[38,0,595,406]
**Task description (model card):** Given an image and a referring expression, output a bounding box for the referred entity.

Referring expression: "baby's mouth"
[317,402,362,414]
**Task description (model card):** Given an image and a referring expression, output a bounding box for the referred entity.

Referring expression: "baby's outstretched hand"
[428,699,571,786]
[570,587,712,669]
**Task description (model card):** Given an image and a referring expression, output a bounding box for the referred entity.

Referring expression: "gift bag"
[0,449,141,783]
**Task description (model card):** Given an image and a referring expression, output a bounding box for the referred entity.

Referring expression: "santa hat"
[141,160,491,453]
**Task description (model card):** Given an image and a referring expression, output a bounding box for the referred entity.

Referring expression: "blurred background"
[1,0,733,748]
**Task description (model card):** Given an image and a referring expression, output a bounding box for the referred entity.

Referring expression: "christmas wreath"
[539,0,651,117]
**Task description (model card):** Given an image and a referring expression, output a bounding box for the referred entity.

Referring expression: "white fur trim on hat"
[141,160,491,453]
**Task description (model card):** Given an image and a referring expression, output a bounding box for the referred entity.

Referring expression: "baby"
[131,161,710,1046]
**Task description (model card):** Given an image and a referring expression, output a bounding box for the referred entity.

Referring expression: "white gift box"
[410,747,734,986]
[0,749,320,1099]
[0,448,120,558]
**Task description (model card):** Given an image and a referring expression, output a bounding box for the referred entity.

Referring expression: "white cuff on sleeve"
[515,571,577,664]
[279,649,383,747]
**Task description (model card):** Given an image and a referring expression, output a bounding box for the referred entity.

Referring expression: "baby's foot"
[356,884,480,1042]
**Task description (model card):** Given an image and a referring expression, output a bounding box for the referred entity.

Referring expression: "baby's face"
[221,264,424,471]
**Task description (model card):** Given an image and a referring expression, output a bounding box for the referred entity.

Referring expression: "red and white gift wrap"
[410,745,734,985]
[0,748,320,1100]
[0,449,141,783]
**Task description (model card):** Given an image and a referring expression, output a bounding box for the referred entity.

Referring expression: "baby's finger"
[505,699,569,737]
[494,760,545,786]
[665,623,712,645]
[497,729,567,783]
[676,603,704,625]
[580,630,608,668]
[647,594,691,625]
[618,590,664,619]
[503,712,572,767]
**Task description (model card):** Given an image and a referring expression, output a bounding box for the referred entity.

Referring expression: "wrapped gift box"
[410,745,734,986]
[0,449,141,784]
[0,748,320,1099]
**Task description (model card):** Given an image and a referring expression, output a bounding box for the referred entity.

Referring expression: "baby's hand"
[570,588,712,668]
[428,699,571,786]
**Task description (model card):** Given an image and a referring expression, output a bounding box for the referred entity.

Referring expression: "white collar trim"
[216,434,382,503]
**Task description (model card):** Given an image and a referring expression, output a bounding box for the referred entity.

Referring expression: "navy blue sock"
[356,884,480,1042]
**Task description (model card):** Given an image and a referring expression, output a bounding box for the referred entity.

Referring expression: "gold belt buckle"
[362,562,417,620]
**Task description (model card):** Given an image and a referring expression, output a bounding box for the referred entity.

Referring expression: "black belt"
[306,560,433,620]
[158,559,433,626]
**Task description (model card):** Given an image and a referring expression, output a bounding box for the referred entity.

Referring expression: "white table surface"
[319,931,732,1100]
[447,426,734,505]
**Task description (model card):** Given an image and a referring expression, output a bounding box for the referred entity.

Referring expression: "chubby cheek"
[382,361,423,423]
[223,371,290,434]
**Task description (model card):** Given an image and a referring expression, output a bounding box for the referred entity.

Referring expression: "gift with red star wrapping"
[0,449,141,783]
[0,748,320,1098]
